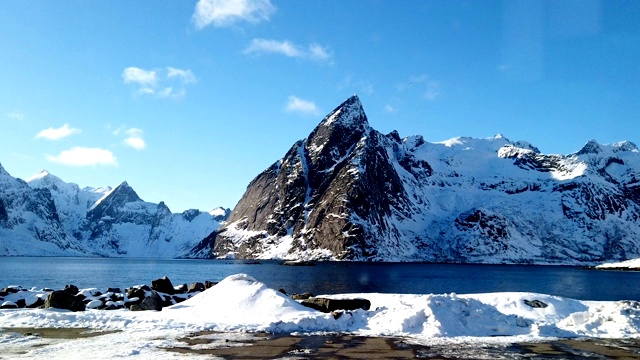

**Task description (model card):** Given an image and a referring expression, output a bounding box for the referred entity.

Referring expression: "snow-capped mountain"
[0,167,228,257]
[190,95,640,264]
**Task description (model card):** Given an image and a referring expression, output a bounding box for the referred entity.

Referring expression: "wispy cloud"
[193,0,276,29]
[46,147,117,167]
[385,104,396,113]
[6,112,24,121]
[167,67,197,84]
[123,67,158,86]
[424,82,440,101]
[122,128,146,150]
[285,96,319,116]
[35,124,81,141]
[244,39,333,63]
[122,67,196,99]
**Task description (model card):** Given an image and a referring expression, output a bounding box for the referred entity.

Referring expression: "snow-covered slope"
[192,95,640,264]
[0,166,228,257]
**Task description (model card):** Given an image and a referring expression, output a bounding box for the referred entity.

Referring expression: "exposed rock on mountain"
[0,167,228,257]
[191,95,640,264]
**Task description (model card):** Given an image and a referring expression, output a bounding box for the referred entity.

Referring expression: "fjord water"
[1,257,638,301]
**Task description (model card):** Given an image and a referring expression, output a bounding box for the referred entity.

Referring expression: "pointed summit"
[320,94,368,129]
[577,139,602,155]
[305,95,370,170]
[111,181,142,203]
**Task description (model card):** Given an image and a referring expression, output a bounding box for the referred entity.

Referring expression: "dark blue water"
[1,257,638,301]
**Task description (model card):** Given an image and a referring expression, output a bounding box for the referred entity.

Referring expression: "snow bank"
[596,257,640,270]
[1,274,640,358]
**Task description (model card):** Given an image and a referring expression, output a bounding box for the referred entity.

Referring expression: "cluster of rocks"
[1,276,374,317]
[0,276,217,312]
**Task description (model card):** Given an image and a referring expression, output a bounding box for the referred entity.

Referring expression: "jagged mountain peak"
[576,139,602,155]
[26,169,64,187]
[305,95,370,169]
[315,94,368,131]
[111,181,142,203]
[611,141,639,153]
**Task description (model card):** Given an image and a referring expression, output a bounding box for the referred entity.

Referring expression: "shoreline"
[3,327,640,359]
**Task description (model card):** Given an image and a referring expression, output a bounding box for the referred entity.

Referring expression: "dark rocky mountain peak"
[110,181,142,204]
[85,181,142,223]
[190,96,640,264]
[577,139,602,155]
[305,95,370,173]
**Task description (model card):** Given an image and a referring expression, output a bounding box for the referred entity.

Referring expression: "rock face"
[191,95,640,264]
[0,168,229,257]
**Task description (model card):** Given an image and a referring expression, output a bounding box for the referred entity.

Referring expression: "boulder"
[188,282,205,293]
[174,284,188,294]
[130,291,163,311]
[107,287,121,294]
[0,301,18,309]
[26,297,45,309]
[151,276,175,295]
[64,284,79,296]
[300,297,371,313]
[204,281,217,289]
[15,299,26,308]
[44,290,72,310]
[524,299,548,308]
[291,292,313,300]
[44,290,85,311]
[69,294,86,312]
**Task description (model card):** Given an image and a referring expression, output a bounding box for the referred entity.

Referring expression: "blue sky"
[1,0,639,212]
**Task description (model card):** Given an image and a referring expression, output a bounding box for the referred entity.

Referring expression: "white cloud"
[122,67,158,86]
[424,82,440,101]
[123,67,195,99]
[167,67,197,84]
[193,0,275,29]
[285,96,319,115]
[385,105,396,113]
[244,39,333,63]
[6,112,24,121]
[122,128,146,150]
[46,147,117,167]
[35,124,81,141]
[308,43,332,62]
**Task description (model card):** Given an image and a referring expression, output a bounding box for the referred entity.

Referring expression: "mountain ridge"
[0,165,228,257]
[190,95,640,264]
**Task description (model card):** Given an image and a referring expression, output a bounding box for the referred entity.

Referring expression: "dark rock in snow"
[151,276,175,295]
[188,282,205,293]
[291,292,313,300]
[204,281,217,289]
[174,284,188,294]
[64,284,79,296]
[44,290,85,311]
[524,299,549,308]
[130,291,163,311]
[300,297,371,313]
[0,301,18,309]
[26,297,45,309]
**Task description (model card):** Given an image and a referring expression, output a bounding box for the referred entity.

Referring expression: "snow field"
[1,273,640,358]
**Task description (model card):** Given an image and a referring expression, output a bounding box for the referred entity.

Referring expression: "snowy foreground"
[1,274,640,359]
[596,257,640,270]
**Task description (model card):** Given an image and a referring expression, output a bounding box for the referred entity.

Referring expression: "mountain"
[0,167,228,257]
[190,95,640,264]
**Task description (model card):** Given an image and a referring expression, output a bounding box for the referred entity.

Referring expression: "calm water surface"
[1,257,639,301]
